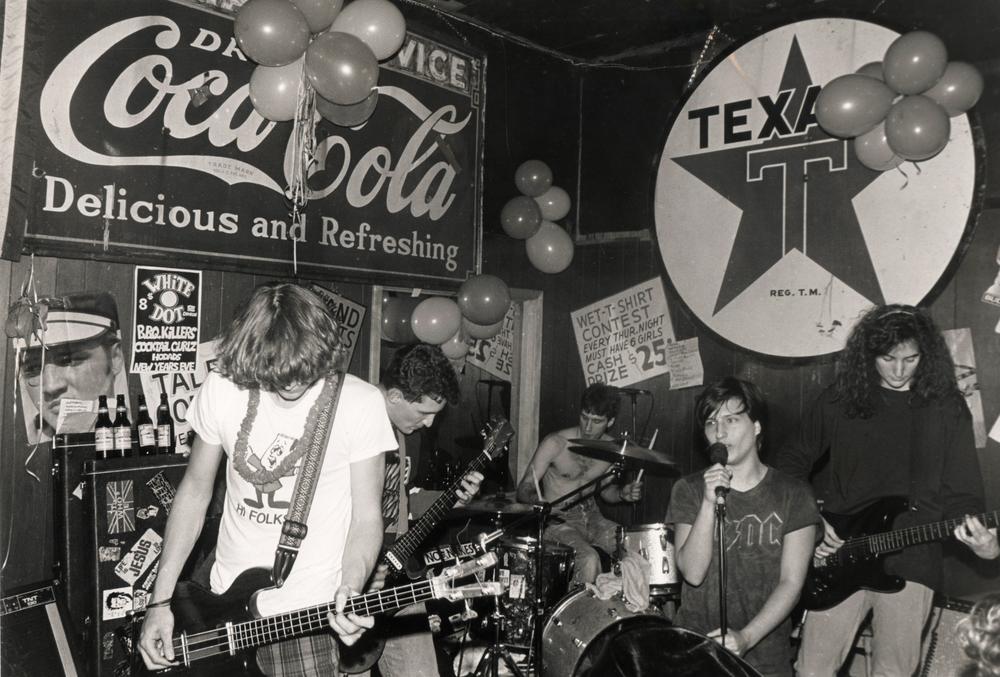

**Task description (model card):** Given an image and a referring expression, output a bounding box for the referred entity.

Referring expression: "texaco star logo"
[654,19,978,359]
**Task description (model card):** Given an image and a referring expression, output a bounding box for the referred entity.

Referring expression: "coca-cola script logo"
[654,18,977,359]
[39,15,472,221]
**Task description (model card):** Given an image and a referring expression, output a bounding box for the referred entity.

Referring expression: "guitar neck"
[385,450,492,570]
[853,509,1000,555]
[213,580,436,655]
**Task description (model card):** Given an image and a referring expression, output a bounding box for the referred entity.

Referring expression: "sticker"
[146,472,176,515]
[102,631,116,659]
[499,568,510,588]
[508,574,525,600]
[106,481,135,534]
[98,546,121,563]
[428,614,442,633]
[114,528,163,586]
[139,561,160,592]
[136,506,160,520]
[132,589,150,611]
[72,481,84,501]
[102,587,133,621]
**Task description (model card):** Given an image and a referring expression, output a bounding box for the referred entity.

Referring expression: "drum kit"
[437,437,761,677]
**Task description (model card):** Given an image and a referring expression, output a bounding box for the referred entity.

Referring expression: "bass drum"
[542,590,761,677]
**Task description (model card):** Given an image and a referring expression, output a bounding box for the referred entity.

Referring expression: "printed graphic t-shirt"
[188,371,397,616]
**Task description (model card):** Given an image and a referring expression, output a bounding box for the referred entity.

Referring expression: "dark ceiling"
[399,0,1000,67]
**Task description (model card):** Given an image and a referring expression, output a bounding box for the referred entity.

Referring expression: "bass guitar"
[339,416,514,672]
[132,552,501,675]
[801,496,1000,610]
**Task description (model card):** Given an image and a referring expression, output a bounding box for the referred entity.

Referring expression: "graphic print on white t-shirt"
[239,433,298,511]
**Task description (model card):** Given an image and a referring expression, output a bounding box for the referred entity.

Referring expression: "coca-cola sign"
[1,0,484,283]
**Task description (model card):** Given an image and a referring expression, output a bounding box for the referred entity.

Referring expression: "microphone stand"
[715,494,728,642]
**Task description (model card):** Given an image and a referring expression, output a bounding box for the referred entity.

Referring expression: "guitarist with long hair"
[775,303,999,677]
[138,282,398,675]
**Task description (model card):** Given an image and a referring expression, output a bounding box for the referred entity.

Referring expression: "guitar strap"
[272,371,345,588]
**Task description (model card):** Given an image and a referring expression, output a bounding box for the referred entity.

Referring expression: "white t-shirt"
[188,371,396,616]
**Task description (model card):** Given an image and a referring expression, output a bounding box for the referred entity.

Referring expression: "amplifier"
[919,594,977,677]
[1,582,79,676]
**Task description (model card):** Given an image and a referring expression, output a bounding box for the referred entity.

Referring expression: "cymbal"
[568,438,676,471]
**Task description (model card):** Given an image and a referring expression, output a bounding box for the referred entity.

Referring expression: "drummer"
[666,377,819,677]
[515,382,643,586]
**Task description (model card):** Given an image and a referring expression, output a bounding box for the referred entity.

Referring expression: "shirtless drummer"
[516,383,643,585]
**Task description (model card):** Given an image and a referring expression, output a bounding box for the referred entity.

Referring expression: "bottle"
[136,395,156,456]
[156,393,175,454]
[112,394,132,457]
[94,395,114,460]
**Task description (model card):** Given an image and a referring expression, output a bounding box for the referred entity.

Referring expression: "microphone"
[708,442,729,504]
[618,388,651,395]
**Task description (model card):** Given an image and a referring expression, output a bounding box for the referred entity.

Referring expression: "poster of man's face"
[15,292,128,443]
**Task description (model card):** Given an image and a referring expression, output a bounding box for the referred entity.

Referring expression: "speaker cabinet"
[919,594,976,677]
[1,582,80,676]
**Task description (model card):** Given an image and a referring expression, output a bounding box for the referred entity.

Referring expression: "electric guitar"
[801,497,1000,610]
[339,417,514,673]
[132,553,501,675]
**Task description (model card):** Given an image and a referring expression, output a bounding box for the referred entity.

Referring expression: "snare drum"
[620,523,678,592]
[542,588,668,676]
[495,536,575,647]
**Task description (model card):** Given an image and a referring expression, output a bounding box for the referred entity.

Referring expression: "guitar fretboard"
[172,580,438,663]
[836,509,1000,560]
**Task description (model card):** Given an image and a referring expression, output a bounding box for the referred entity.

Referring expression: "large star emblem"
[673,37,885,315]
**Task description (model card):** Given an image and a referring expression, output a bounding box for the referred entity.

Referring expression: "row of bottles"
[94,393,175,459]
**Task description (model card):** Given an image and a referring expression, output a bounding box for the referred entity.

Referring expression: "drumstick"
[532,465,545,501]
[634,429,658,484]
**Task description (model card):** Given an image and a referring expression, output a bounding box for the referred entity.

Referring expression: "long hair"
[834,304,958,418]
[381,343,459,405]
[958,593,1000,676]
[214,282,344,391]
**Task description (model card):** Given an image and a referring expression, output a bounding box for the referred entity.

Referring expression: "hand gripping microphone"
[708,442,729,505]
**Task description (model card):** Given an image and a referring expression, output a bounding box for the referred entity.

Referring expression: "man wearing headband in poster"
[16,292,128,443]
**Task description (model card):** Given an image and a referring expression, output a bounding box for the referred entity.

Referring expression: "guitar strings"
[169,580,441,661]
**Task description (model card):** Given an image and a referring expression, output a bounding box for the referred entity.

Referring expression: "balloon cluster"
[815,31,983,171]
[500,160,575,274]
[381,275,512,363]
[237,0,406,124]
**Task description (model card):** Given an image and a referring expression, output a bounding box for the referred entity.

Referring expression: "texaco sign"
[654,19,979,359]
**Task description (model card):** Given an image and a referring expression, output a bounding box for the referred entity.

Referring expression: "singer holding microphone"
[666,377,820,677]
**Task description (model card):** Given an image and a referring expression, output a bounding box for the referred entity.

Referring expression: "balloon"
[463,317,504,340]
[381,296,419,343]
[814,74,895,138]
[514,160,553,197]
[248,59,303,121]
[853,122,903,171]
[922,61,984,116]
[457,274,511,325]
[330,0,407,61]
[305,31,379,104]
[856,61,884,80]
[316,89,379,126]
[533,186,571,221]
[525,221,574,274]
[500,196,542,239]
[882,31,948,95]
[440,328,470,360]
[411,297,462,345]
[290,0,343,33]
[885,95,950,161]
[235,0,311,66]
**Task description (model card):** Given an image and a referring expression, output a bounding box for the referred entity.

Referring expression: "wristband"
[146,598,172,610]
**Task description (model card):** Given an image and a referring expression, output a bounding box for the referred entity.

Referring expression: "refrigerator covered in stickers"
[53,433,188,677]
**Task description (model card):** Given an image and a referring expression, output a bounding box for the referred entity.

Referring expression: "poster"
[139,339,218,455]
[467,304,517,381]
[309,283,366,368]
[942,328,987,448]
[571,278,676,387]
[131,266,201,374]
[3,0,485,284]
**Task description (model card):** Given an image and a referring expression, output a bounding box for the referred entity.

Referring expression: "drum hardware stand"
[716,494,728,641]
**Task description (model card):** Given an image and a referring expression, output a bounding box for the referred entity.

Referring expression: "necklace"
[231,374,339,486]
